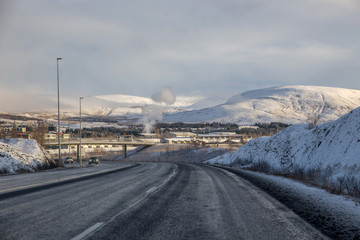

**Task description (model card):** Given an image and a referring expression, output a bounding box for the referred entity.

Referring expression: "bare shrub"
[233,157,252,166]
[250,160,273,173]
[255,162,360,198]
[0,168,9,174]
[340,176,360,198]
[291,166,307,181]
[31,120,47,147]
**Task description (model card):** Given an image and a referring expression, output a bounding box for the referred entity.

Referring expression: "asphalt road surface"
[0,162,327,240]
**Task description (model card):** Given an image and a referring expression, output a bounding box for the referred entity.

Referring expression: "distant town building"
[238,126,259,130]
[162,137,194,144]
[168,132,197,138]
[44,132,70,141]
[196,132,242,144]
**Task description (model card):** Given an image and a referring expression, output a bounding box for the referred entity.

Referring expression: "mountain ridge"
[163,85,360,124]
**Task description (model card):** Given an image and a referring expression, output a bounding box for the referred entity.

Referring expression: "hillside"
[0,139,54,174]
[208,106,360,196]
[56,94,205,117]
[163,86,360,124]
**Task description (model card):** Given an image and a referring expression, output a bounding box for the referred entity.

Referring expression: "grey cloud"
[0,89,57,113]
[0,0,360,112]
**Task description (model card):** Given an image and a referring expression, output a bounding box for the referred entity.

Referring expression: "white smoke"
[141,105,163,134]
[151,87,176,105]
[141,87,176,134]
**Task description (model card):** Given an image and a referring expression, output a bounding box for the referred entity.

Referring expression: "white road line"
[82,165,178,239]
[71,222,104,240]
[146,187,157,194]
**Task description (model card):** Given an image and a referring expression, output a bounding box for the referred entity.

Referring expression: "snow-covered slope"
[61,94,204,117]
[0,139,54,174]
[209,107,360,195]
[164,86,360,124]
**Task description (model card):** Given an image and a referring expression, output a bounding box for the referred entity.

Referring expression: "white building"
[162,132,243,145]
[238,126,259,130]
[196,132,242,144]
[168,132,197,138]
[163,137,194,144]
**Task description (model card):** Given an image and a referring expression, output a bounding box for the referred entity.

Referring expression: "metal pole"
[80,97,83,166]
[68,126,71,156]
[57,57,62,167]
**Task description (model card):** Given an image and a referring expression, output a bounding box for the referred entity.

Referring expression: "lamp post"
[79,97,83,166]
[57,57,62,167]
[68,125,71,156]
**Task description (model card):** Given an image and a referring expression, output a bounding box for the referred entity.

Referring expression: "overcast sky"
[1,0,360,112]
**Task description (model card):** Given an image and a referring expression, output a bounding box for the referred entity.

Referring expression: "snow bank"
[209,107,360,196]
[0,139,54,174]
[206,152,234,165]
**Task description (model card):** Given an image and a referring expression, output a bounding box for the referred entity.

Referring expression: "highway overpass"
[43,139,155,159]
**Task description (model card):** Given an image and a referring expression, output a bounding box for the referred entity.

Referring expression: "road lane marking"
[146,187,157,194]
[71,222,104,240]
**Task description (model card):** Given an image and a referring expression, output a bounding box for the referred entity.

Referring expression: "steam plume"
[151,87,176,105]
[141,105,163,134]
[142,87,176,133]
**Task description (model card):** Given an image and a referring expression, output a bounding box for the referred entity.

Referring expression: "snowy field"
[0,139,54,174]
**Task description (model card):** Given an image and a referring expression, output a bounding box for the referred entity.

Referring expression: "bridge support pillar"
[123,145,128,158]
[76,144,80,162]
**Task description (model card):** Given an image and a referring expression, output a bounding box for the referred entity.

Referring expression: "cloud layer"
[1,0,360,112]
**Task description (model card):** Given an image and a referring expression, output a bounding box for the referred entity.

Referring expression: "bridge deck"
[44,140,155,146]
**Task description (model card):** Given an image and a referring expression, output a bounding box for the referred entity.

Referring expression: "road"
[0,162,134,196]
[0,162,327,240]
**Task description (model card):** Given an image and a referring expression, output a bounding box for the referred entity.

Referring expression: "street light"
[57,57,62,167]
[68,125,71,156]
[79,96,84,166]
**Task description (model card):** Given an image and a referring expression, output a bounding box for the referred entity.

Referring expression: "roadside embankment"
[208,107,360,198]
[0,138,55,174]
[213,166,360,240]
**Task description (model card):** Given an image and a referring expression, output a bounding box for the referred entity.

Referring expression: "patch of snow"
[0,139,53,174]
[206,152,234,165]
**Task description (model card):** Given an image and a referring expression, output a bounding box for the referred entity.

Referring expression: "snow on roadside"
[206,152,234,165]
[224,168,360,239]
[207,106,360,196]
[0,138,54,174]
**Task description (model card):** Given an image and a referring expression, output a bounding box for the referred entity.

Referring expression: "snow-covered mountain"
[163,86,360,124]
[60,94,205,117]
[208,106,360,196]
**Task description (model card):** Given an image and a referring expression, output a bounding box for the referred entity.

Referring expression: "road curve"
[0,163,327,240]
